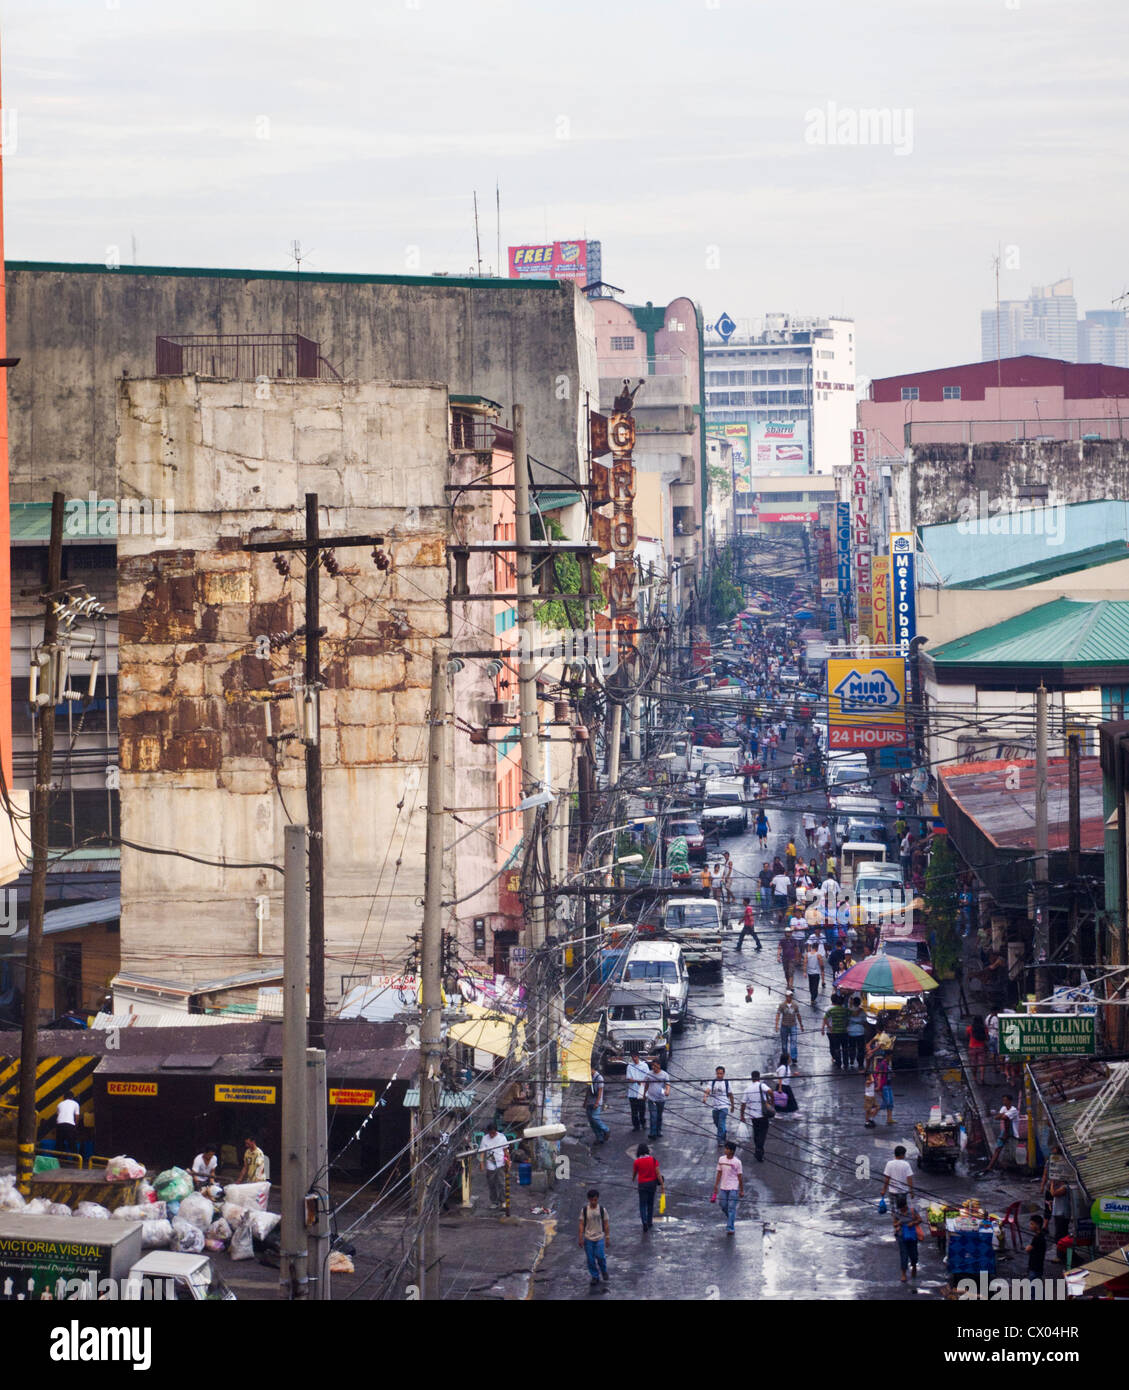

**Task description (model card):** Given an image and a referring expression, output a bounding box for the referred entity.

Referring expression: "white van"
[827,752,871,795]
[622,940,690,1028]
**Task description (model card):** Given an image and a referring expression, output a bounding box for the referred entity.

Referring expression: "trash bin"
[517,1162,532,1186]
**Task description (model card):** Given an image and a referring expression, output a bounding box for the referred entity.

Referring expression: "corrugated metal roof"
[1032,1059,1129,1200]
[928,598,1129,667]
[10,501,117,543]
[403,1089,476,1109]
[939,757,1106,852]
[535,488,582,510]
[947,541,1129,590]
[6,895,120,943]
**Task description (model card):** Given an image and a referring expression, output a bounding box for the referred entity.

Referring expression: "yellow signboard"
[214,1084,276,1105]
[872,555,891,644]
[106,1081,157,1097]
[329,1088,376,1107]
[826,656,907,750]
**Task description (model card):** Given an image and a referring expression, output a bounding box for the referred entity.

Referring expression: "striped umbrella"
[833,951,938,996]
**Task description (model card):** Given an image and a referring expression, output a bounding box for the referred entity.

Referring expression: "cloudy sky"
[2,0,1126,379]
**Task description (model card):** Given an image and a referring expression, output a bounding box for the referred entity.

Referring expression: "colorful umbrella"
[833,951,938,996]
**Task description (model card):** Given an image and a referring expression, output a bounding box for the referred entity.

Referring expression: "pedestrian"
[871,1043,895,1125]
[755,811,770,849]
[804,937,825,1004]
[774,1056,798,1113]
[967,1014,988,1085]
[740,1069,775,1162]
[863,1062,879,1127]
[721,851,735,905]
[626,1051,649,1132]
[632,1143,664,1232]
[645,1058,671,1138]
[899,830,915,878]
[478,1121,511,1209]
[704,1066,734,1143]
[757,861,772,906]
[191,1145,219,1190]
[238,1136,267,1184]
[775,989,804,1065]
[880,1144,915,1204]
[777,927,799,989]
[712,1141,744,1234]
[771,869,792,926]
[1042,1144,1074,1253]
[1026,1214,1047,1278]
[54,1091,81,1155]
[986,1010,1001,1076]
[700,863,713,894]
[736,896,762,951]
[785,839,797,874]
[821,990,848,1067]
[584,1066,610,1144]
[982,1095,1021,1173]
[578,1189,610,1287]
[815,819,832,858]
[892,1194,923,1282]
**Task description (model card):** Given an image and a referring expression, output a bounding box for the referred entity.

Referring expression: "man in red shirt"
[736,897,762,951]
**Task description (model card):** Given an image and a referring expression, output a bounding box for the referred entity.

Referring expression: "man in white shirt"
[626,1052,649,1132]
[55,1093,81,1154]
[880,1145,915,1202]
[478,1121,511,1209]
[815,821,832,856]
[191,1147,218,1188]
[820,876,840,911]
[802,811,817,847]
[739,1070,775,1162]
[984,1096,1021,1173]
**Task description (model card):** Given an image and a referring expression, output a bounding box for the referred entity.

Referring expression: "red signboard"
[758,510,818,523]
[508,241,590,281]
[829,725,908,749]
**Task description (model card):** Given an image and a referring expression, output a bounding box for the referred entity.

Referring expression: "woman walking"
[755,810,770,850]
[892,1194,923,1281]
[967,1015,988,1085]
[775,1055,799,1113]
[632,1142,664,1232]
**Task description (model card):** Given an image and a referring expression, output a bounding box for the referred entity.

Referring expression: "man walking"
[584,1066,610,1144]
[778,924,799,987]
[712,1141,744,1234]
[704,1066,734,1144]
[626,1051,649,1132]
[578,1189,610,1287]
[740,1070,774,1162]
[880,1144,915,1204]
[54,1092,81,1155]
[983,1095,1021,1173]
[815,819,832,859]
[821,991,848,1067]
[645,1058,671,1138]
[802,811,816,848]
[478,1121,511,1209]
[804,936,825,1005]
[775,989,804,1064]
[736,896,763,951]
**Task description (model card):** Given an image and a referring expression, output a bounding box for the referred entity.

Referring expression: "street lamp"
[567,854,642,883]
[450,788,556,848]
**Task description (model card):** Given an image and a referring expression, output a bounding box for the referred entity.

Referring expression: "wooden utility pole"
[17,491,64,1195]
[415,646,448,1300]
[280,822,309,1299]
[243,495,383,1047]
[1034,684,1050,1002]
[1068,732,1081,965]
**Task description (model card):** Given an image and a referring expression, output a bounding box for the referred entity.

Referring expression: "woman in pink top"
[712,1140,744,1234]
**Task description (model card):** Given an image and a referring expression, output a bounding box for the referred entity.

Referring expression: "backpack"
[584,1075,603,1111]
[582,1204,608,1234]
[708,1079,731,1105]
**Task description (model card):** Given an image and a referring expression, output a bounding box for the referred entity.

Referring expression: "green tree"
[530,515,607,630]
[705,546,743,626]
[924,834,961,980]
[708,463,732,500]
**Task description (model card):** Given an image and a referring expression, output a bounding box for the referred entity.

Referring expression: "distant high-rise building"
[981,279,1078,363]
[1078,309,1129,368]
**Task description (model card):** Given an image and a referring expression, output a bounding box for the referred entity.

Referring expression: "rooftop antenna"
[290,240,304,338]
[496,180,501,277]
[473,191,482,277]
[992,245,1002,407]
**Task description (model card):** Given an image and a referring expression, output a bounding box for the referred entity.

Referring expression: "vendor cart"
[913,1116,961,1172]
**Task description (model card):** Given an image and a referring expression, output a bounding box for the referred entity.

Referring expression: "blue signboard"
[890,532,917,655]
[836,502,852,612]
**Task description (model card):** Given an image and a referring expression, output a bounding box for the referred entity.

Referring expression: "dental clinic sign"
[890,531,917,656]
[999,1013,1095,1056]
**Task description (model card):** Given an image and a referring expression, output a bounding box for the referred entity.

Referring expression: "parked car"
[622,940,690,1027]
[663,818,707,864]
[603,988,672,1070]
[699,778,749,836]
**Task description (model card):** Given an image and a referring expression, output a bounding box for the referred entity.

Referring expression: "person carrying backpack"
[583,1067,610,1144]
[703,1066,734,1143]
[578,1189,610,1288]
[740,1069,775,1162]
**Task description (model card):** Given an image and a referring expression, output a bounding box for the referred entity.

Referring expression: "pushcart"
[913,1116,961,1172]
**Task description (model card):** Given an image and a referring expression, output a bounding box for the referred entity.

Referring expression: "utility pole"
[1068,732,1081,964]
[305,1047,330,1299]
[416,646,448,1300]
[281,822,309,1299]
[513,404,544,953]
[242,496,383,1047]
[1034,684,1050,1002]
[16,491,64,1196]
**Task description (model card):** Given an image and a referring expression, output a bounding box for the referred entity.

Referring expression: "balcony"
[155,333,342,381]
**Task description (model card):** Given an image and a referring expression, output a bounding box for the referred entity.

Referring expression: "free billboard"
[508,240,595,282]
[827,656,907,750]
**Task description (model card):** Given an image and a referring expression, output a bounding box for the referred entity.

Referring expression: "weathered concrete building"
[114,374,558,1002]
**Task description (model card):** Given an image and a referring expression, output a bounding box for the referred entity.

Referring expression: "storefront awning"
[447,1003,525,1059]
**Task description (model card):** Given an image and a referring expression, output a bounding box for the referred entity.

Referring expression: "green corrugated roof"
[534,489,582,510]
[948,540,1129,590]
[928,598,1129,668]
[11,501,117,542]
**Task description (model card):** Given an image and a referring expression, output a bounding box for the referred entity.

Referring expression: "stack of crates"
[946,1225,997,1276]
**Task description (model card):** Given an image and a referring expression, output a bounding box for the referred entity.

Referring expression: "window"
[900,387,919,401]
[942,385,962,400]
[610,336,635,351]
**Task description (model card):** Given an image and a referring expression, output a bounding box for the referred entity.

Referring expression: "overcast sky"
[2,0,1126,379]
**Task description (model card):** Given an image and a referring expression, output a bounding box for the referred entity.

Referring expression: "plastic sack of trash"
[223,1181,270,1210]
[154,1167,193,1202]
[105,1155,146,1182]
[248,1209,281,1242]
[205,1237,226,1253]
[75,1202,111,1220]
[172,1217,205,1254]
[327,1251,354,1274]
[110,1205,151,1222]
[206,1217,232,1243]
[47,1202,72,1217]
[229,1213,255,1261]
[141,1219,173,1250]
[0,1185,26,1211]
[175,1193,215,1231]
[221,1202,245,1228]
[24,1197,52,1215]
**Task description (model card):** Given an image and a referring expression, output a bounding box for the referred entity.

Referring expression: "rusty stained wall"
[116,375,454,997]
[910,438,1129,528]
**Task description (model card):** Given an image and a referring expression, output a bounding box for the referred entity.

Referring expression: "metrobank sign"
[827,657,908,749]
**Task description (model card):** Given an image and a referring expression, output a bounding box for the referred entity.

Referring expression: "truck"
[0,1215,235,1301]
[699,779,749,836]
[661,895,725,971]
[621,940,690,1026]
[602,988,672,1071]
[690,745,744,778]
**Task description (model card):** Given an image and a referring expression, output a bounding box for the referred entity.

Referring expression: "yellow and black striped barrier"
[0,1053,99,1139]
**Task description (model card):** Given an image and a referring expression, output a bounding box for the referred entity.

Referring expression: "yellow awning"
[447,1003,525,1059]
[559,1021,602,1084]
